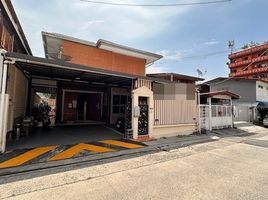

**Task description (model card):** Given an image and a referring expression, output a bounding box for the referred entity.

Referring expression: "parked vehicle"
[263,116,268,127]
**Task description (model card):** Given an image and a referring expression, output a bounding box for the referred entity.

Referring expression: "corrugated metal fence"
[154,100,196,125]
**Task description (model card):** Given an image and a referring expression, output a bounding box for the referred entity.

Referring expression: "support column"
[0,60,9,153]
[208,97,212,131]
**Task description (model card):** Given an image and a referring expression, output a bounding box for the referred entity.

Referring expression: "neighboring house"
[200,77,268,122]
[0,0,32,139]
[147,73,204,138]
[228,42,268,82]
[0,0,31,54]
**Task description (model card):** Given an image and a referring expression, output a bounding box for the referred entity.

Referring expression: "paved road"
[0,126,268,200]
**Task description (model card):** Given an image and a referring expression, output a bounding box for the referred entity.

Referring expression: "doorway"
[63,90,102,122]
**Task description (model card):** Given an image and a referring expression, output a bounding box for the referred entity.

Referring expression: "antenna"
[228,40,235,53]
[197,69,207,78]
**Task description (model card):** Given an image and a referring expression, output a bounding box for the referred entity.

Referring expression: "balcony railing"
[229,43,268,59]
[229,66,268,77]
[229,55,268,68]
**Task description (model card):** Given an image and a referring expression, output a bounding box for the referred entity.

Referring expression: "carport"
[2,52,140,151]
[6,125,122,151]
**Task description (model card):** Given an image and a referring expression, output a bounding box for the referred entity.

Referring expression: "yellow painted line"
[49,143,114,161]
[99,140,144,149]
[0,146,57,169]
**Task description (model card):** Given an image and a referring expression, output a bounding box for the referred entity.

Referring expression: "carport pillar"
[0,55,9,153]
[131,86,154,140]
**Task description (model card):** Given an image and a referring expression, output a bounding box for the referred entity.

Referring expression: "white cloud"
[203,38,220,46]
[146,65,167,74]
[12,0,194,56]
[158,50,184,61]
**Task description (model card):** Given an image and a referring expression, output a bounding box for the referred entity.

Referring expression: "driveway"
[1,125,267,200]
[6,125,123,150]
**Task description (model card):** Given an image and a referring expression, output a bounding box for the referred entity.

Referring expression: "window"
[258,85,263,89]
[242,57,248,61]
[112,95,130,114]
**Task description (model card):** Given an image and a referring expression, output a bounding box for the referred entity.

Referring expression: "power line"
[156,50,229,65]
[80,0,232,7]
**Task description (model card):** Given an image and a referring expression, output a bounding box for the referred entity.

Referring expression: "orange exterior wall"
[62,40,146,76]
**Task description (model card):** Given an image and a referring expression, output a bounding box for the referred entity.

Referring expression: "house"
[0,30,205,152]
[147,73,204,137]
[200,77,268,123]
[0,1,205,153]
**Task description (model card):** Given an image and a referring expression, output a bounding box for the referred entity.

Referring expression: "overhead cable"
[80,0,232,7]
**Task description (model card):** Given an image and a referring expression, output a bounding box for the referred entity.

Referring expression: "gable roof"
[201,90,240,99]
[42,32,163,65]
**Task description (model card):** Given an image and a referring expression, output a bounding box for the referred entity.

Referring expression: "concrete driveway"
[0,125,267,200]
[6,125,122,150]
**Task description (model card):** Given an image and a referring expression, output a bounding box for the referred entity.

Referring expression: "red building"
[228,42,268,82]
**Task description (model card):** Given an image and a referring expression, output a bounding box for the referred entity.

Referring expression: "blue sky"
[12,0,268,80]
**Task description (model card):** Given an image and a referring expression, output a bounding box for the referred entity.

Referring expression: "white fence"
[154,100,196,126]
[200,105,233,131]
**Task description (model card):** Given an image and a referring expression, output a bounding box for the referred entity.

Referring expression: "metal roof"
[147,73,204,82]
[200,90,240,99]
[201,77,268,85]
[4,52,169,86]
[42,32,163,65]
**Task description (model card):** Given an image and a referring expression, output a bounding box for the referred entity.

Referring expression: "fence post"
[208,97,212,131]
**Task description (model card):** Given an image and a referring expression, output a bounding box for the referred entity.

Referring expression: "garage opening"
[4,53,135,151]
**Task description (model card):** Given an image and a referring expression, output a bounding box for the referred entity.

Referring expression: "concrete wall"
[62,40,146,76]
[256,81,268,102]
[209,79,257,103]
[153,124,196,138]
[6,64,28,131]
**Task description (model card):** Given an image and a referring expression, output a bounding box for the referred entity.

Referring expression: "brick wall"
[62,40,146,76]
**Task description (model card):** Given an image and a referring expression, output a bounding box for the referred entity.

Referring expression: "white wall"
[256,81,268,102]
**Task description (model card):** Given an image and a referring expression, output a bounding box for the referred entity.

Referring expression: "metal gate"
[200,105,233,131]
[138,97,148,135]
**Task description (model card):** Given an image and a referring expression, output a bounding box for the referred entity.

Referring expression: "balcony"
[229,55,268,68]
[229,66,268,77]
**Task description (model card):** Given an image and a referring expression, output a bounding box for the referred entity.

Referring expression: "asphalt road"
[0,125,267,200]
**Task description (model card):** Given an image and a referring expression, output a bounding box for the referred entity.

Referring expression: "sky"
[12,0,268,80]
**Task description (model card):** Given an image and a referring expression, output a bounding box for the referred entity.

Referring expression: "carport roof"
[4,52,169,85]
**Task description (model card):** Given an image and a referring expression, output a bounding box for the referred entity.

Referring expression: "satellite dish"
[197,69,207,77]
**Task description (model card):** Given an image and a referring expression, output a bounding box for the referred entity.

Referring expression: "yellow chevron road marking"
[0,146,57,169]
[49,143,114,161]
[100,140,144,149]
